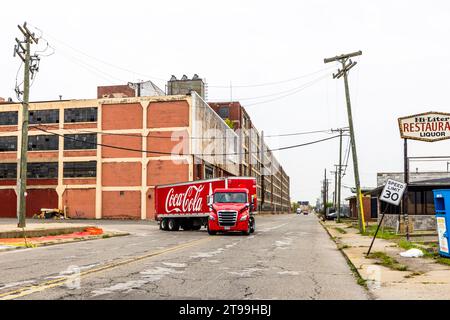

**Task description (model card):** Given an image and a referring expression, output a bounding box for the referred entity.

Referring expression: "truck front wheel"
[207,225,217,235]
[250,218,255,234]
[168,219,180,231]
[243,221,251,236]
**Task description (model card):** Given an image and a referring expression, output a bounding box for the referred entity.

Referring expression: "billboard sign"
[398,111,450,142]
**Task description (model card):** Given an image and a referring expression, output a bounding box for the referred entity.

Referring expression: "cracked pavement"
[0,214,369,300]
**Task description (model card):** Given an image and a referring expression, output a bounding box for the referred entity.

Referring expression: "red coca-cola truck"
[155,177,257,235]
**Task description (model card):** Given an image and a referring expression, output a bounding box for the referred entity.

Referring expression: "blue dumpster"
[434,189,450,258]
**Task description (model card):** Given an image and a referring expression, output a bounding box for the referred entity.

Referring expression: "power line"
[245,74,330,107]
[33,125,341,157]
[208,66,335,88]
[29,124,336,140]
[209,72,332,102]
[30,24,335,91]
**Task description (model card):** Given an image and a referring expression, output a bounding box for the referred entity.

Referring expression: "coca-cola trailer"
[155,177,257,235]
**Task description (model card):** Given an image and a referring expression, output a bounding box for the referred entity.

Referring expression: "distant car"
[302,210,309,215]
[325,208,337,220]
[296,208,301,214]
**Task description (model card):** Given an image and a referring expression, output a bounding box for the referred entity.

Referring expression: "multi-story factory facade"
[209,102,290,213]
[0,77,290,219]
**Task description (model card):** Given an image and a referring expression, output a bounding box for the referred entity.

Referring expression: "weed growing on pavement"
[369,252,408,271]
[102,234,111,239]
[362,225,399,240]
[436,257,450,266]
[334,227,347,234]
[404,271,424,279]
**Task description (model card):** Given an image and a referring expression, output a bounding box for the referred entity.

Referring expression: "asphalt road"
[0,214,369,300]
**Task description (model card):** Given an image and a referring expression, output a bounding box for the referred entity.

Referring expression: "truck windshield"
[214,192,247,204]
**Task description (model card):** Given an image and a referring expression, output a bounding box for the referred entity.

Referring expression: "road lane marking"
[0,237,211,300]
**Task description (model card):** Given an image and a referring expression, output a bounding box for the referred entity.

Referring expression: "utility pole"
[323,169,327,216]
[325,51,365,233]
[332,128,349,223]
[14,22,39,228]
[331,170,337,209]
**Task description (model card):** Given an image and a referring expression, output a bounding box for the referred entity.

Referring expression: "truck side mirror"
[251,195,257,211]
[207,195,213,207]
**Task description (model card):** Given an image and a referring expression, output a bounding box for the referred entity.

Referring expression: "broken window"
[0,111,18,126]
[218,106,230,119]
[29,109,59,124]
[28,135,59,151]
[64,134,97,150]
[0,136,18,152]
[64,107,98,123]
[63,161,97,178]
[0,163,17,179]
[27,162,58,179]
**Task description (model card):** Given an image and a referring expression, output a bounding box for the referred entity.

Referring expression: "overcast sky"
[2,0,450,204]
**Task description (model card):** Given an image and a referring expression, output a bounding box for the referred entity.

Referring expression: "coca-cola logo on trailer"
[165,185,204,213]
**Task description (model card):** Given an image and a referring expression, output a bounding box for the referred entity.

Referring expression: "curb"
[0,231,130,253]
[319,220,376,299]
[0,226,97,239]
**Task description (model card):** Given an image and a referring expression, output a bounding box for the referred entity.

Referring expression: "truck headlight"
[240,215,249,221]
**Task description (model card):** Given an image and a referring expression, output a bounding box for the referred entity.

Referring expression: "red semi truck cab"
[155,177,257,235]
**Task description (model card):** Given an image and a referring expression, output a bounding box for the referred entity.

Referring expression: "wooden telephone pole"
[332,128,349,223]
[324,51,365,232]
[14,22,39,228]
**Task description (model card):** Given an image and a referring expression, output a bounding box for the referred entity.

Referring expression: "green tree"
[224,118,235,129]
[291,202,299,213]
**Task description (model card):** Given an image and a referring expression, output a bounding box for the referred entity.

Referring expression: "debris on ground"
[32,208,66,220]
[400,248,424,258]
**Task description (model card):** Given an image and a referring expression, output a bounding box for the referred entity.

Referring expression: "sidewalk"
[0,219,129,252]
[321,219,450,300]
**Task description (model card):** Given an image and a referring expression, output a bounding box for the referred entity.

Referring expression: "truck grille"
[218,211,238,227]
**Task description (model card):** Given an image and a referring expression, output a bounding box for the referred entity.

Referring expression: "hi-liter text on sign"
[398,111,450,142]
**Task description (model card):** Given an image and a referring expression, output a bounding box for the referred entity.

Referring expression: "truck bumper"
[208,219,249,232]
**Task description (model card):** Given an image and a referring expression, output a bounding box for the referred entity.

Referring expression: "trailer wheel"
[160,219,169,231]
[168,219,179,231]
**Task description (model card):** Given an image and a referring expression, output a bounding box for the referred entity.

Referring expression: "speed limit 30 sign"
[380,179,407,206]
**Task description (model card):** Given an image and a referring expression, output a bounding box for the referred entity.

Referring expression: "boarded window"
[63,161,97,178]
[28,135,59,151]
[27,162,58,179]
[64,134,97,150]
[29,109,59,124]
[0,111,18,126]
[0,136,18,152]
[0,163,17,179]
[64,107,97,123]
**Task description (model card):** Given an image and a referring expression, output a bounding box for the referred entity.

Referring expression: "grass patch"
[334,227,347,234]
[362,225,399,240]
[404,271,424,279]
[369,251,408,271]
[102,234,111,239]
[436,257,450,266]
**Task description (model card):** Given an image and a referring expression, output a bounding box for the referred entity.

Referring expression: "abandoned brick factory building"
[0,75,290,219]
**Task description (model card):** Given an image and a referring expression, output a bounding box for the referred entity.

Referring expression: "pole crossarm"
[324,51,362,64]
